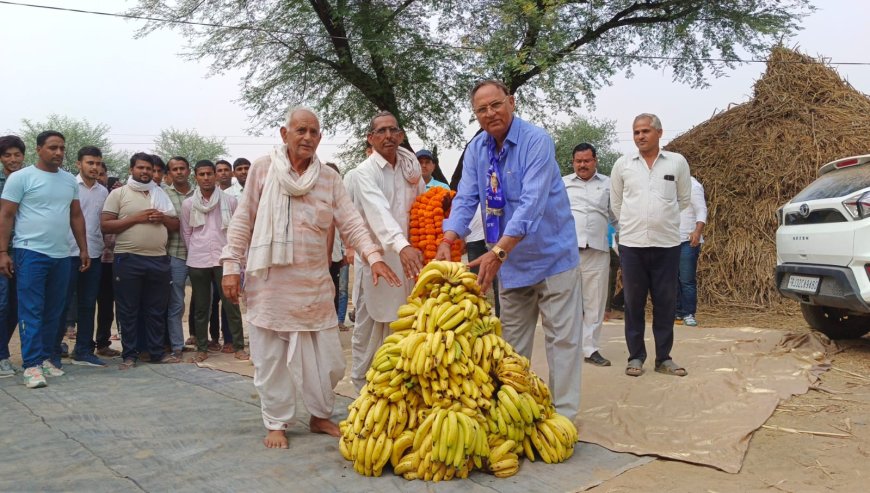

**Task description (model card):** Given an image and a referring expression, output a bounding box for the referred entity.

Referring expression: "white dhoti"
[579,248,610,358]
[350,281,391,391]
[498,266,584,419]
[249,324,345,430]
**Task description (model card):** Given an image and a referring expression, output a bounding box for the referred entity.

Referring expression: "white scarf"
[125,177,176,216]
[247,145,322,277]
[190,187,232,230]
[395,147,422,185]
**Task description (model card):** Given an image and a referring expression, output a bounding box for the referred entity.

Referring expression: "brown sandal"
[234,350,250,361]
[191,352,209,363]
[119,358,136,370]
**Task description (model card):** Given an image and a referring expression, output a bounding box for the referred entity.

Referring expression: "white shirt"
[351,152,424,321]
[610,150,691,248]
[466,211,485,243]
[679,176,707,243]
[562,172,615,253]
[224,178,244,198]
[68,175,108,257]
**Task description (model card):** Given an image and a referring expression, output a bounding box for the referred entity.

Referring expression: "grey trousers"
[499,266,583,419]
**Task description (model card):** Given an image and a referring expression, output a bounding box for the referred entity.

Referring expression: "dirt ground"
[595,305,870,493]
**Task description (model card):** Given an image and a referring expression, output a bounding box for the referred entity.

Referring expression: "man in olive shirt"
[101,153,179,369]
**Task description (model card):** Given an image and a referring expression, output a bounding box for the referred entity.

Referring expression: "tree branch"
[384,0,417,25]
[508,1,701,91]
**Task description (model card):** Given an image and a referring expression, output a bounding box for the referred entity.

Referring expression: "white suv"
[775,155,870,339]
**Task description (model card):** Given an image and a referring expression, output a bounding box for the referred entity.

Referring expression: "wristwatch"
[491,245,508,262]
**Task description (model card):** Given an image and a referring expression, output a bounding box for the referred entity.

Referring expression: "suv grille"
[785,209,847,225]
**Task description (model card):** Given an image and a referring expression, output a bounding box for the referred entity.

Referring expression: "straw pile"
[664,46,870,309]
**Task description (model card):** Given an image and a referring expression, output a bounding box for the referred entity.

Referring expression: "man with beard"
[101,153,179,369]
[0,131,88,388]
[0,135,25,377]
[60,147,110,367]
[347,111,424,391]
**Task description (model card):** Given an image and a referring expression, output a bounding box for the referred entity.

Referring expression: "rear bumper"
[776,264,870,313]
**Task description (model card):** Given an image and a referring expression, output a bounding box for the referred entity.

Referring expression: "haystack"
[664,47,870,309]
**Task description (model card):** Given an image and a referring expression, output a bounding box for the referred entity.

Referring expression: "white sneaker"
[41,360,65,377]
[23,366,47,388]
[683,314,698,327]
[0,358,16,377]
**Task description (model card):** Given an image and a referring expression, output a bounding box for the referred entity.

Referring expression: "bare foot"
[309,416,340,437]
[263,430,288,449]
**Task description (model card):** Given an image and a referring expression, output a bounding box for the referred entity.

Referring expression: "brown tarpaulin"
[536,324,832,473]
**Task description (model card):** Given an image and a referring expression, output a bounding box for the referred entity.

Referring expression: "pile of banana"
[338,261,578,481]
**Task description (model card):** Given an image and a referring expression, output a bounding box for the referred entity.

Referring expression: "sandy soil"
[594,306,870,493]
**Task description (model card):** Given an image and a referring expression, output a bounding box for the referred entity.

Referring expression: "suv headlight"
[842,191,870,219]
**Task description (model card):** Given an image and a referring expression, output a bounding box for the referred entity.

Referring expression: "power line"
[3,0,870,67]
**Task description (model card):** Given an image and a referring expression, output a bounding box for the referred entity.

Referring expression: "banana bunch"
[529,414,579,463]
[339,261,579,481]
[487,438,521,478]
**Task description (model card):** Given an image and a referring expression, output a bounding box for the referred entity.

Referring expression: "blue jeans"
[166,256,188,351]
[338,264,349,324]
[0,275,18,360]
[676,241,701,318]
[60,257,102,359]
[14,249,71,369]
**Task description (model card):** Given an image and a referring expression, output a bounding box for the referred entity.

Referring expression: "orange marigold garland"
[409,187,463,262]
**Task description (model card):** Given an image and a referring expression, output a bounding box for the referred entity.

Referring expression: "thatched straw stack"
[664,47,870,309]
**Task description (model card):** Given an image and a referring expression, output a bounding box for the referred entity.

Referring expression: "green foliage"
[131,0,812,153]
[549,117,620,177]
[18,114,126,176]
[152,128,229,165]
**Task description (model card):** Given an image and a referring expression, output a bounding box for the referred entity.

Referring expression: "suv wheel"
[800,304,870,339]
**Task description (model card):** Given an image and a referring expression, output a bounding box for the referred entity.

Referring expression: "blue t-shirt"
[1,166,79,258]
[425,179,450,190]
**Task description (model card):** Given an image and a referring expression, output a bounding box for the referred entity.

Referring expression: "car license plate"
[787,275,820,294]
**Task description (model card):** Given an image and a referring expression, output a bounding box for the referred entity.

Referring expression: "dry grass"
[665,46,870,309]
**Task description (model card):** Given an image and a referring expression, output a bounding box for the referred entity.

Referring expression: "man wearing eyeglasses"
[347,111,424,391]
[436,80,583,420]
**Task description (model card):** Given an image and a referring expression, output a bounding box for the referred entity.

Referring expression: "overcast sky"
[2,0,869,178]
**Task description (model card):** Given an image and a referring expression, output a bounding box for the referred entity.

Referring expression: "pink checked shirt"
[221,155,384,332]
[180,192,238,269]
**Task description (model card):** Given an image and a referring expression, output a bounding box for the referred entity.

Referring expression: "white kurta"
[347,151,423,389]
[350,151,423,321]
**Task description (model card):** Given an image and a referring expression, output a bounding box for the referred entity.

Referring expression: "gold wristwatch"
[491,245,508,262]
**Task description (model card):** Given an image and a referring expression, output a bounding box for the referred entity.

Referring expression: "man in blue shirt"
[0,130,90,389]
[415,149,450,190]
[438,79,583,419]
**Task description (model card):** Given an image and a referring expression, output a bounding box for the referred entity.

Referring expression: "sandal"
[119,358,136,370]
[221,343,235,354]
[184,336,196,346]
[191,352,209,363]
[625,359,644,377]
[207,341,222,352]
[159,353,182,364]
[234,349,250,361]
[655,359,687,377]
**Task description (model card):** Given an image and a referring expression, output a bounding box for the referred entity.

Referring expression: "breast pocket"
[503,168,522,203]
[653,177,677,203]
[313,200,334,230]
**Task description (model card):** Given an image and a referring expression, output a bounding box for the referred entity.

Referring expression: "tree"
[152,128,229,164]
[18,114,127,176]
[131,1,810,150]
[550,117,620,177]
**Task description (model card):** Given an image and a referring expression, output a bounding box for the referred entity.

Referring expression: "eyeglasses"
[371,126,404,136]
[473,95,511,116]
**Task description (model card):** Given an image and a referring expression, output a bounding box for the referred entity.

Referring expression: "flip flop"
[655,359,688,377]
[625,358,644,377]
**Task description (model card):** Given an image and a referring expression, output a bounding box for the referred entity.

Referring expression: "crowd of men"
[0,78,708,449]
[0,133,254,387]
